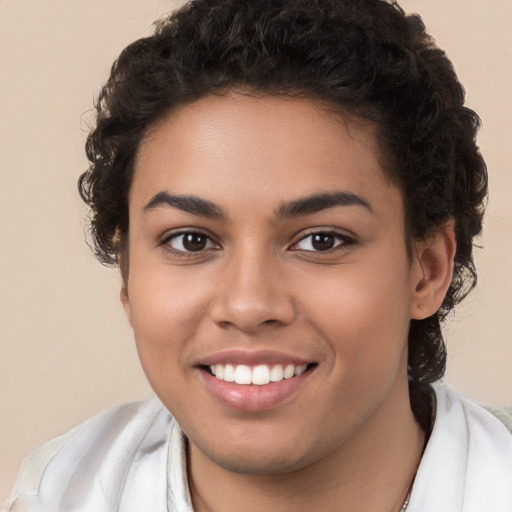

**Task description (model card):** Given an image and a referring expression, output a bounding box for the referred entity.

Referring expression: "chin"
[189,429,331,477]
[205,448,310,476]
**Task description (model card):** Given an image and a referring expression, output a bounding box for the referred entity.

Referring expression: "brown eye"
[292,231,353,252]
[166,232,218,253]
[311,233,336,251]
[182,233,207,251]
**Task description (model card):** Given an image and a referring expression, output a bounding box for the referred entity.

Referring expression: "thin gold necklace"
[398,488,412,511]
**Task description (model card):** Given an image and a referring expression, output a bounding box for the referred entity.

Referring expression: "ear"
[410,221,456,320]
[117,244,132,326]
[120,282,132,327]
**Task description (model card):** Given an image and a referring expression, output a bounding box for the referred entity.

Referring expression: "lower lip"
[199,368,314,412]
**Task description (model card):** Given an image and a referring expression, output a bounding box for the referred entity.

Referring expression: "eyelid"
[158,227,355,255]
[160,228,221,255]
[289,228,355,252]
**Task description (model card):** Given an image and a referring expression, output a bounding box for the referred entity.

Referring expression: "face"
[122,93,423,475]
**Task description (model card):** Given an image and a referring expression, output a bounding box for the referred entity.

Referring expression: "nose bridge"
[210,241,294,331]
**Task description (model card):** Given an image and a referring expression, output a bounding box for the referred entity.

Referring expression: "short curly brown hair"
[79,0,487,384]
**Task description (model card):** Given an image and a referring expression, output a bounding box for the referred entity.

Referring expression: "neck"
[188,379,425,512]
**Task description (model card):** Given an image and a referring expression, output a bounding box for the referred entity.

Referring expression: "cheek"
[126,263,213,375]
[302,255,411,371]
[300,266,411,431]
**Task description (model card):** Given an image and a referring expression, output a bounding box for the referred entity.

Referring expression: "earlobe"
[117,246,132,326]
[120,285,133,326]
[410,222,456,320]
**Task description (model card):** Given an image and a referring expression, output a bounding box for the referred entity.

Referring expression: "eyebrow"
[276,191,373,220]
[143,190,372,221]
[144,192,227,220]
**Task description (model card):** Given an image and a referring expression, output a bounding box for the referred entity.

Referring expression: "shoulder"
[435,385,512,440]
[408,385,512,512]
[483,405,512,433]
[3,396,173,512]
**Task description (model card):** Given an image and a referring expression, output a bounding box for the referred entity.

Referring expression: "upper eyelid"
[159,230,221,258]
[292,228,355,243]
[159,227,355,249]
[160,227,217,244]
[289,229,356,251]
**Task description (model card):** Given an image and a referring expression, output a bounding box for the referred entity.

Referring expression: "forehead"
[132,93,401,218]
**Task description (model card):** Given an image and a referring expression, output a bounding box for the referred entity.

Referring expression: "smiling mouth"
[202,363,317,386]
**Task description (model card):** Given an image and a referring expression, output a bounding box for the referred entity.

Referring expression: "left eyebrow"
[276,191,373,220]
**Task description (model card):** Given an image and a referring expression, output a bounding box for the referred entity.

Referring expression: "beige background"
[1,0,511,502]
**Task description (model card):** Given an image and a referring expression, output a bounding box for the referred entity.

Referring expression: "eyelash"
[290,230,355,253]
[160,229,220,257]
[160,228,355,256]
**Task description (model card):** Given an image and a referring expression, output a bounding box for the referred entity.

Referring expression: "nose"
[209,248,295,332]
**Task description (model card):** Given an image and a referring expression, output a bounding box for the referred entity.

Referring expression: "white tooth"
[210,365,216,376]
[234,365,252,385]
[252,365,270,385]
[294,364,307,376]
[270,365,284,382]
[284,364,295,379]
[215,364,224,380]
[224,364,235,382]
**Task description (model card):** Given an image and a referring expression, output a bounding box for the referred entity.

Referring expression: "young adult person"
[4,0,512,511]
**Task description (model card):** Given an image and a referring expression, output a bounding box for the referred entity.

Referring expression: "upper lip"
[197,349,313,367]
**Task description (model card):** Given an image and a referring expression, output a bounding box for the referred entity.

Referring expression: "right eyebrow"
[143,191,228,220]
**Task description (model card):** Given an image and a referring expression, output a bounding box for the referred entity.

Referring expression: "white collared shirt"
[4,385,512,512]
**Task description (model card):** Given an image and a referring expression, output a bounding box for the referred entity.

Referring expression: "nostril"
[209,284,296,331]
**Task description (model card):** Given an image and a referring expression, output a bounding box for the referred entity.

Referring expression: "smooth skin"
[121,93,455,512]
